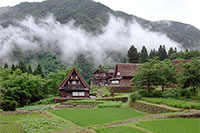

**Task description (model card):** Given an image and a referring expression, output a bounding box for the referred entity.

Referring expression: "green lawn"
[137,118,200,133]
[48,108,143,126]
[96,126,145,133]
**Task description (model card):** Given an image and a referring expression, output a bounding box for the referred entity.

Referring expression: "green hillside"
[0,0,199,49]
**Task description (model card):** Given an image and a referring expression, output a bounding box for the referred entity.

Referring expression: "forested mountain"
[0,0,200,76]
[0,0,199,49]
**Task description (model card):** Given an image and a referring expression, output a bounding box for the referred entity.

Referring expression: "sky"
[0,0,200,29]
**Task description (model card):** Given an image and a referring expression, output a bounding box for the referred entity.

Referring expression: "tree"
[158,45,168,60]
[27,65,33,74]
[34,64,44,78]
[179,60,200,95]
[154,60,177,91]
[0,68,46,108]
[74,55,94,83]
[132,59,159,92]
[127,45,140,63]
[11,64,16,72]
[149,49,158,59]
[168,47,175,57]
[18,61,27,73]
[4,63,8,69]
[140,46,149,63]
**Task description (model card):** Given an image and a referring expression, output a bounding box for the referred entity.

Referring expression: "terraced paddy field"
[48,108,144,126]
[136,118,200,133]
[96,126,145,133]
[0,107,200,133]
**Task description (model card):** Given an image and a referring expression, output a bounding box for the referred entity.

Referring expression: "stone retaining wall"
[130,100,181,114]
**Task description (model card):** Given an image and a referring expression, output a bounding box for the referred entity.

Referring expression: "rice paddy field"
[96,126,145,133]
[0,103,200,132]
[137,118,200,133]
[48,108,144,126]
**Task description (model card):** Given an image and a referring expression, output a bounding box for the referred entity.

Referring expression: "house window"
[117,72,120,76]
[72,92,85,96]
[72,92,78,96]
[75,76,78,79]
[72,81,76,84]
[79,92,85,96]
[112,80,119,84]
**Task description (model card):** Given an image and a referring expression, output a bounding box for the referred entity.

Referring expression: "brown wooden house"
[91,68,114,86]
[58,68,91,98]
[109,63,140,86]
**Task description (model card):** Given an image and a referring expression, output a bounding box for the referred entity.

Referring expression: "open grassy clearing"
[96,126,145,133]
[48,108,144,126]
[137,118,200,133]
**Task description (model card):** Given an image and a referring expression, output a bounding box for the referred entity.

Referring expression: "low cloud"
[0,14,181,65]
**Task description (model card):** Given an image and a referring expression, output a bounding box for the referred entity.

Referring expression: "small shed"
[58,68,91,98]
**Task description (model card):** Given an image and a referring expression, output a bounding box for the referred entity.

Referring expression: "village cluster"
[58,60,191,99]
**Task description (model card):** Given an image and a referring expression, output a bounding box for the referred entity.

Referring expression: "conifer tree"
[11,64,16,71]
[158,45,168,60]
[168,47,175,57]
[4,63,8,68]
[18,61,27,73]
[34,64,44,78]
[174,47,177,53]
[27,64,33,74]
[127,45,139,63]
[149,49,158,59]
[140,45,149,63]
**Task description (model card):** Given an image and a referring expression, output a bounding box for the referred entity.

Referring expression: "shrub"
[67,100,104,105]
[98,101,123,108]
[137,90,148,97]
[0,109,3,112]
[19,105,53,111]
[31,97,54,105]
[132,85,144,91]
[181,89,192,98]
[97,97,128,103]
[195,105,200,110]
[162,90,180,98]
[2,100,18,111]
[130,92,142,101]
[152,90,163,97]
